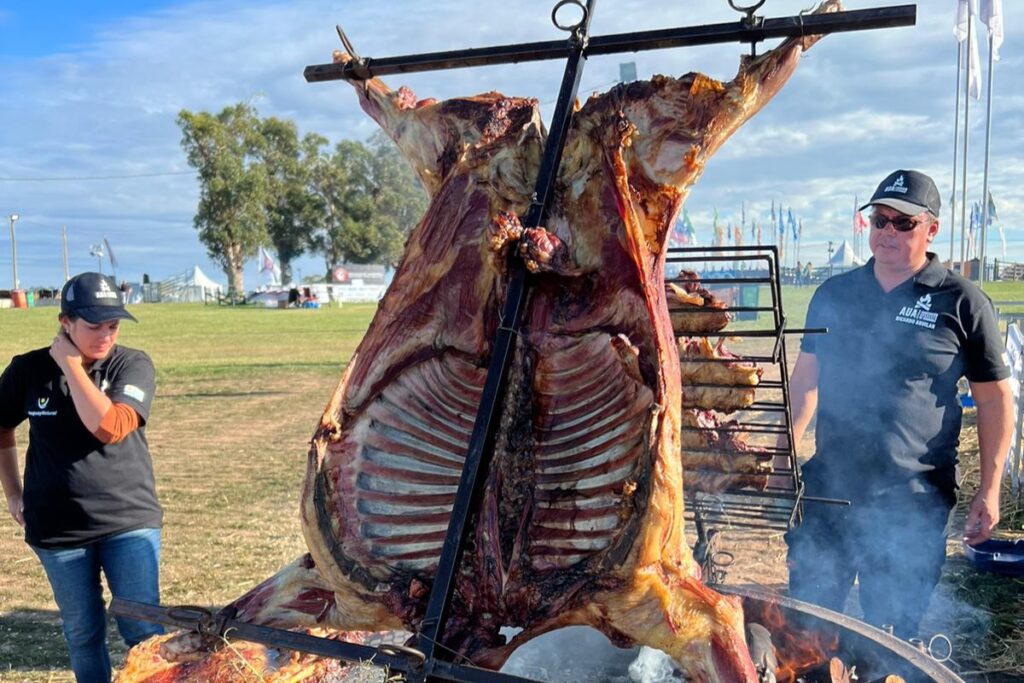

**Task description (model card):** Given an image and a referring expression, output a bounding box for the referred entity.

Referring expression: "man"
[0,273,163,682]
[784,170,1013,639]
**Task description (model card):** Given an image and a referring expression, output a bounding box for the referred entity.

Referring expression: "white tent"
[829,240,866,268]
[146,266,225,303]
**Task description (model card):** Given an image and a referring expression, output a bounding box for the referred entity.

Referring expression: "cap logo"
[95,278,119,300]
[884,174,908,194]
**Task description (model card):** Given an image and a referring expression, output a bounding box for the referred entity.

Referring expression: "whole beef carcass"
[135,4,840,682]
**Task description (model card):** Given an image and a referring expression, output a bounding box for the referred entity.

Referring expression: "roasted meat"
[122,4,841,681]
[668,274,732,334]
[680,337,762,411]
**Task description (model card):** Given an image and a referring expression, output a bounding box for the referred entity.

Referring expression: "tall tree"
[177,103,268,294]
[257,118,320,285]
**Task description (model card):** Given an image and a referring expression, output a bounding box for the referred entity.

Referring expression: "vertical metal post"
[958,16,972,276]
[978,32,995,283]
[8,214,19,290]
[62,226,69,283]
[949,41,962,265]
[410,4,596,679]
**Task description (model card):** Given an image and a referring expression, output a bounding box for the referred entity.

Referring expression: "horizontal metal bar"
[304,6,915,82]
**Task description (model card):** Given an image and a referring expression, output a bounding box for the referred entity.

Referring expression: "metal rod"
[979,30,995,282]
[305,6,916,82]
[950,40,962,265]
[412,5,596,676]
[958,14,972,275]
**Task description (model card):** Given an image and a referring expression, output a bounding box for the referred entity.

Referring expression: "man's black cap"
[860,169,941,217]
[60,272,138,323]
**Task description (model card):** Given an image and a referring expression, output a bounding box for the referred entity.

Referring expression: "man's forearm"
[973,380,1015,495]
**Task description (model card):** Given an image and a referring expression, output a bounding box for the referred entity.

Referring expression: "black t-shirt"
[0,345,163,547]
[801,253,1010,500]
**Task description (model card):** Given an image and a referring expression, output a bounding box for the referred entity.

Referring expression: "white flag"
[957,0,983,99]
[980,0,1004,60]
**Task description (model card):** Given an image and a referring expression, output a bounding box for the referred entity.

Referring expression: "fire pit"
[723,586,962,683]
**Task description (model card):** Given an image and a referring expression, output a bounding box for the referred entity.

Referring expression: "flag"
[103,237,118,269]
[778,205,785,236]
[956,0,982,99]
[770,200,776,235]
[980,0,1003,60]
[683,208,697,246]
[733,224,743,247]
[259,245,277,273]
[987,192,998,222]
[671,208,697,246]
[853,195,868,235]
[788,208,797,240]
[756,221,763,246]
[741,201,747,229]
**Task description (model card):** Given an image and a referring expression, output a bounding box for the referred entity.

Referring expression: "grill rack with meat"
[666,246,816,579]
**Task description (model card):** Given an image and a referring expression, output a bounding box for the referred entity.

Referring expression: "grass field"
[0,285,1022,681]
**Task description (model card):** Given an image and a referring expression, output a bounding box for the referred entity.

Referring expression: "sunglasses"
[870,212,929,233]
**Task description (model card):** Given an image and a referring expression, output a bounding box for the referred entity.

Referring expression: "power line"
[0,171,194,182]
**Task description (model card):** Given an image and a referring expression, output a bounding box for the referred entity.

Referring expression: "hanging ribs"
[126,3,840,681]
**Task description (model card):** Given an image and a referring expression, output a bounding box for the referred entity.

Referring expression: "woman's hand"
[6,493,24,527]
[49,330,82,372]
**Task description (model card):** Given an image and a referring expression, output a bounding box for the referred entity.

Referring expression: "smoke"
[499,626,683,683]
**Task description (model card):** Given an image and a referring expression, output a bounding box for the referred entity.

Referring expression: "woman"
[0,272,163,682]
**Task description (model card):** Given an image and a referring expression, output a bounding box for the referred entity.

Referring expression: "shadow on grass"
[0,608,67,670]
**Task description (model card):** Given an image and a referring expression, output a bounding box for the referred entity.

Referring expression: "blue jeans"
[32,528,165,683]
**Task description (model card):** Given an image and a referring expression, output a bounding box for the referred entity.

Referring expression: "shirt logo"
[885,174,909,194]
[28,395,58,417]
[123,385,146,402]
[896,296,939,330]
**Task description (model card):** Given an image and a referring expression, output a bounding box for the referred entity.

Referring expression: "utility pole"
[8,214,19,290]
[61,226,69,282]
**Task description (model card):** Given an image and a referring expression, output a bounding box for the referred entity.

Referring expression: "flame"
[747,601,839,683]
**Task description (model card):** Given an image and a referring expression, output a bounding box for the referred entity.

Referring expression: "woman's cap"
[60,272,138,323]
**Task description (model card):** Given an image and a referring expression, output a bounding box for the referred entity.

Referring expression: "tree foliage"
[180,104,427,290]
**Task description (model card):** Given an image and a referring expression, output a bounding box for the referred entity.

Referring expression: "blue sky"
[0,0,1021,289]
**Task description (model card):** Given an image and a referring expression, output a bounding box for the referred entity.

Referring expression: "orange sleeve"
[94,403,141,444]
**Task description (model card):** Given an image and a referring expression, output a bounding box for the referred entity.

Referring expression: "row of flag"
[669,201,802,250]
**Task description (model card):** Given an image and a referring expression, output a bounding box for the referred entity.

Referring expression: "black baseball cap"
[60,272,137,323]
[859,169,941,217]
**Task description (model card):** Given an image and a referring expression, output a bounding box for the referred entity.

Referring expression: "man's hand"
[964,488,1000,545]
[49,330,82,373]
[6,493,24,528]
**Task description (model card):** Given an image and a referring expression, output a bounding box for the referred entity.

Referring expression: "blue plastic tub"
[964,539,1024,577]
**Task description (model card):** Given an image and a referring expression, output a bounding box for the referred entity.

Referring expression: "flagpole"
[958,13,972,277]
[978,28,995,283]
[950,40,962,265]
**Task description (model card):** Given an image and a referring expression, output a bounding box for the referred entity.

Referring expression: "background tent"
[144,265,225,303]
[829,240,866,269]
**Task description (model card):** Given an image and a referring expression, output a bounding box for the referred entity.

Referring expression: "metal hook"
[551,0,588,35]
[377,643,428,669]
[335,25,373,80]
[727,0,767,57]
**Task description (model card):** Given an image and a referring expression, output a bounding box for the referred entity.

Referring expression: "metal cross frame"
[112,3,916,682]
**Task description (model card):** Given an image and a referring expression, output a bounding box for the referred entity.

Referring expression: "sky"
[0,0,1020,290]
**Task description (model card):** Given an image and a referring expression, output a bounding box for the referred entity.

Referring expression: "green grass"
[1,288,1023,681]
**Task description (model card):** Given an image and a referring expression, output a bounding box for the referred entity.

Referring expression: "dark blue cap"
[60,272,137,323]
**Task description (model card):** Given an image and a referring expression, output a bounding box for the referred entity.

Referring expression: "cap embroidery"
[95,278,119,300]
[884,175,908,194]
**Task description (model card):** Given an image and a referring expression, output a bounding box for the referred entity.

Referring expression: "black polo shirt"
[801,253,1010,501]
[0,345,162,548]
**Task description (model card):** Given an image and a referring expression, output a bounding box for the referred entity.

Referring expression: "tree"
[257,118,320,285]
[178,104,269,294]
[307,133,427,277]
